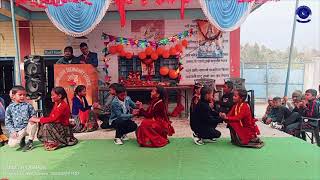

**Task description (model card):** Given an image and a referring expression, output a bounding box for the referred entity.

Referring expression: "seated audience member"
[136,86,175,147]
[94,83,120,129]
[262,97,273,124]
[71,85,98,133]
[220,89,263,148]
[56,46,79,64]
[282,90,303,111]
[78,43,98,67]
[300,89,320,129]
[190,86,222,145]
[31,87,78,151]
[109,85,139,145]
[216,81,234,114]
[5,86,38,152]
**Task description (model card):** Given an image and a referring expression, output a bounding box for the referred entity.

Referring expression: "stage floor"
[0,137,319,180]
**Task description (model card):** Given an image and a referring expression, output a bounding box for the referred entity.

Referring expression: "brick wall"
[0,21,18,56]
[30,21,67,55]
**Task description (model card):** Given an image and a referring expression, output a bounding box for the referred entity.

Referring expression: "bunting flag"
[45,0,111,37]
[101,28,193,49]
[199,0,254,31]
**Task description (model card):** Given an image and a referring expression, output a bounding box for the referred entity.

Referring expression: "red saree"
[226,102,260,145]
[137,98,175,147]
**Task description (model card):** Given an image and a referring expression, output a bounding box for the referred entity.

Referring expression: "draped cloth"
[198,0,254,32]
[45,0,111,37]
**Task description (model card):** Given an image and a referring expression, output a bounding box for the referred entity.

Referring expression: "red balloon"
[156,47,164,56]
[151,52,158,60]
[162,50,170,59]
[116,44,124,53]
[181,39,188,47]
[120,50,126,57]
[169,69,178,79]
[138,52,146,60]
[125,52,133,59]
[145,47,153,55]
[159,66,169,76]
[109,46,117,54]
[175,44,183,53]
[169,47,177,56]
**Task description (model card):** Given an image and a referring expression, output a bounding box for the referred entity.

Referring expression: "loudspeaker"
[24,55,46,100]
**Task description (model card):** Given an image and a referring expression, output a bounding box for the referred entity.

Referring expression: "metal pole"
[284,0,299,96]
[10,0,22,85]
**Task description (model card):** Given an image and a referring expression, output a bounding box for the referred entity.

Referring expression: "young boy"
[219,89,263,148]
[5,86,38,151]
[262,97,273,124]
[190,86,222,145]
[109,85,139,145]
[216,81,234,114]
[94,83,119,129]
[300,89,320,129]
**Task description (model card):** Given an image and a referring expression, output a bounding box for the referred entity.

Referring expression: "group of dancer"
[190,82,263,148]
[0,80,264,151]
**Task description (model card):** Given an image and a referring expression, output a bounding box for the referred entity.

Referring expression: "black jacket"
[78,52,98,67]
[269,106,292,123]
[190,99,221,132]
[216,92,234,113]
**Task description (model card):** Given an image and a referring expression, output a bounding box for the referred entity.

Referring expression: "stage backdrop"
[68,19,230,85]
[54,64,98,106]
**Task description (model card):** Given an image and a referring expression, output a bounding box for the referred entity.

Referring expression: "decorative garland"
[101,28,193,50]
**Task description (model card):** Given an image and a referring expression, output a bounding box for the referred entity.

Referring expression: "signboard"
[54,64,98,107]
[44,50,62,55]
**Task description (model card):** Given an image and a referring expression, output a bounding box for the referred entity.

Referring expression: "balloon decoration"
[159,66,170,76]
[145,47,153,56]
[116,44,124,53]
[109,46,117,54]
[169,69,179,79]
[181,39,188,47]
[125,52,133,59]
[138,52,147,60]
[162,51,170,59]
[151,52,159,61]
[102,28,193,49]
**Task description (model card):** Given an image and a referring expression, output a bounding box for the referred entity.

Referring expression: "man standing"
[78,43,98,67]
[56,46,79,64]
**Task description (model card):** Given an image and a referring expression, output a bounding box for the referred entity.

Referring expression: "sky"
[240,0,320,51]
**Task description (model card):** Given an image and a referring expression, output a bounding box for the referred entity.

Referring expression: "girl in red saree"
[220,89,264,148]
[136,86,175,147]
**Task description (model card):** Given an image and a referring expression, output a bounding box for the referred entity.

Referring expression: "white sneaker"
[204,138,217,143]
[114,138,123,145]
[192,133,204,145]
[121,134,129,141]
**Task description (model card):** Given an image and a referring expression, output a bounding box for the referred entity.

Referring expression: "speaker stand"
[35,98,43,117]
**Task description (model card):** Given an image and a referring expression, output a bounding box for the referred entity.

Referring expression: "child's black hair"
[11,86,26,95]
[116,84,126,95]
[235,89,248,101]
[305,89,317,97]
[74,85,86,97]
[225,81,234,89]
[200,86,213,101]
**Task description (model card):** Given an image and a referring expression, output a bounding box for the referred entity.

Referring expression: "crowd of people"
[0,80,267,151]
[262,88,320,138]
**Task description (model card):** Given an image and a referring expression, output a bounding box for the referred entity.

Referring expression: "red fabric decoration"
[156,47,165,56]
[142,58,153,65]
[109,46,117,54]
[159,66,169,76]
[138,52,147,60]
[162,50,170,58]
[169,69,178,79]
[145,47,153,56]
[169,47,177,56]
[151,52,158,60]
[115,0,127,27]
[125,52,133,59]
[181,39,188,47]
[116,44,124,53]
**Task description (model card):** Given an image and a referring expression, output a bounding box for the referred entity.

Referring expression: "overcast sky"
[240,0,320,51]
